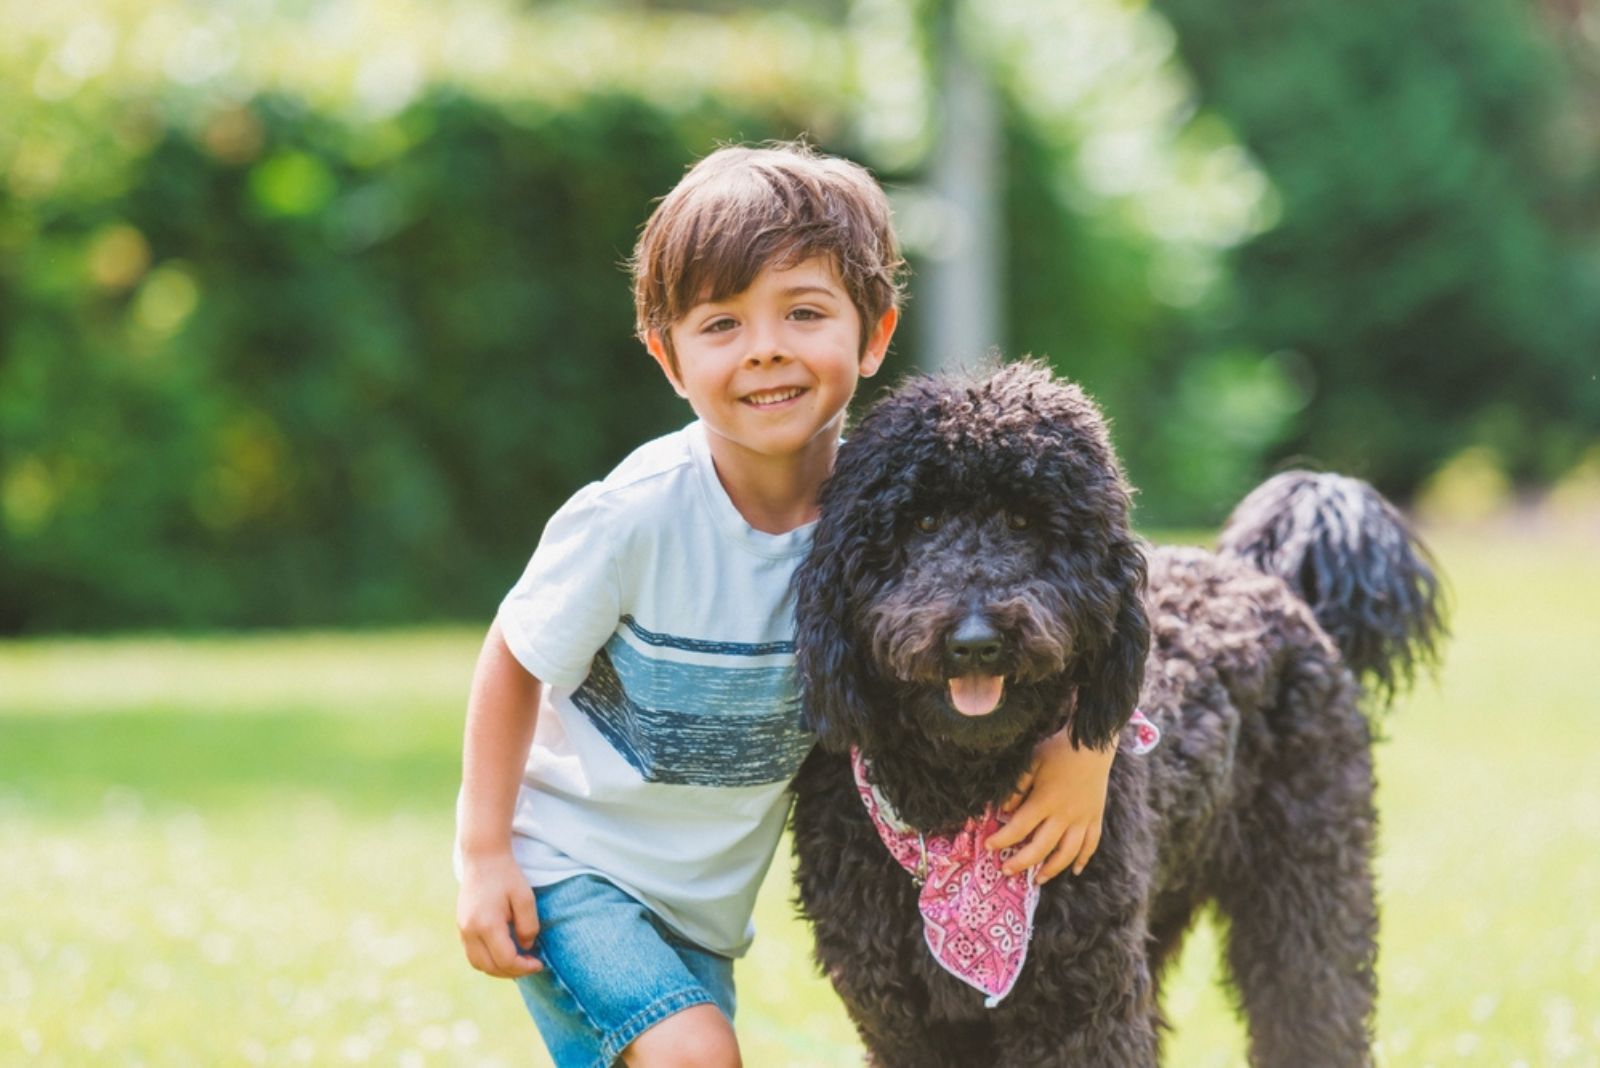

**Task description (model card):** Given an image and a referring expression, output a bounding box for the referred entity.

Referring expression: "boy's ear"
[859,308,898,378]
[645,330,688,398]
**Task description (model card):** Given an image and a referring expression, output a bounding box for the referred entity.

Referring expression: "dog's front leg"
[991,962,1159,1068]
[995,1000,1158,1068]
[837,971,995,1068]
[805,860,993,1067]
[989,875,1161,1067]
[793,754,994,1067]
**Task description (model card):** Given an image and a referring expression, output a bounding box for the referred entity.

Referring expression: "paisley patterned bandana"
[850,710,1160,1007]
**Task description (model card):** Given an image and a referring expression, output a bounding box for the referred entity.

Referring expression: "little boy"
[455,142,1120,1068]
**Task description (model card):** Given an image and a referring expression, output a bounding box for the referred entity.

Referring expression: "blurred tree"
[919,0,1005,372]
[909,0,1295,523]
[1153,0,1600,497]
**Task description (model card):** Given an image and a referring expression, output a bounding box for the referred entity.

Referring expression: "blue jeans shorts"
[513,875,737,1068]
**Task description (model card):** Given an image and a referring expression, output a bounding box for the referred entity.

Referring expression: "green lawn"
[2,527,1597,1066]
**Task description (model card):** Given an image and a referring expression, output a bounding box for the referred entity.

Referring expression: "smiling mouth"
[741,386,807,408]
[947,673,1006,717]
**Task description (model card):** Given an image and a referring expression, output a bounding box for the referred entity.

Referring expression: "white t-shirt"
[483,421,816,958]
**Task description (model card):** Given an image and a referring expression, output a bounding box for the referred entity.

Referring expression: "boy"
[455,142,1119,1068]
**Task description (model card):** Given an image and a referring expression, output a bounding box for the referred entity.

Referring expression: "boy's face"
[646,256,897,468]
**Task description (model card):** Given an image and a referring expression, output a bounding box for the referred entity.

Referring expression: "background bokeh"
[4,0,1596,633]
[3,1,1599,1065]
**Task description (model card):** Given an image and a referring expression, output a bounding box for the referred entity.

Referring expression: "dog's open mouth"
[947,673,1005,716]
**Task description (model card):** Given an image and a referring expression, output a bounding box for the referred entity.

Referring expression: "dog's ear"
[792,547,873,753]
[792,424,911,753]
[1067,535,1150,749]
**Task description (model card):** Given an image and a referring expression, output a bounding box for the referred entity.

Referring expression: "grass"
[2,526,1598,1066]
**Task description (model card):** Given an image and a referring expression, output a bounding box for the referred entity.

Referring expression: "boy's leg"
[620,1003,739,1068]
[621,916,740,1067]
[513,875,737,1068]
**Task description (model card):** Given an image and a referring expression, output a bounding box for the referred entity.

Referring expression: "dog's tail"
[1217,471,1447,704]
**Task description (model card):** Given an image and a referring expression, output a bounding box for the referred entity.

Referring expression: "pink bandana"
[1128,708,1159,755]
[850,710,1160,1007]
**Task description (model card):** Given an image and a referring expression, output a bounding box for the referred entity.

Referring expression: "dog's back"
[1138,468,1446,887]
[1133,473,1445,1064]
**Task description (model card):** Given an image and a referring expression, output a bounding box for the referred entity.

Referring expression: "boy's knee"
[621,1003,740,1068]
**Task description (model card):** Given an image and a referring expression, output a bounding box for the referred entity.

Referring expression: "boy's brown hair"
[631,142,906,371]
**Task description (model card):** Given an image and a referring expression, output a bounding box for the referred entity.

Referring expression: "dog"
[789,361,1445,1066]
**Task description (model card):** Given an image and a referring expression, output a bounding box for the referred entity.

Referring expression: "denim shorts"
[513,875,737,1068]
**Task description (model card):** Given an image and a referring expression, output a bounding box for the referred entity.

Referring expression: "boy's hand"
[457,851,542,978]
[985,728,1117,884]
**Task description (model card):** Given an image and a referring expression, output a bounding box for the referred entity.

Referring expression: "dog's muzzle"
[946,613,1006,716]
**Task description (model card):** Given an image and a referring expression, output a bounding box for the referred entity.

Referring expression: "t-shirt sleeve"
[496,483,623,690]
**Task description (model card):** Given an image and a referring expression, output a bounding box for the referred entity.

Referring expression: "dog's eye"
[1007,512,1030,531]
[915,514,941,534]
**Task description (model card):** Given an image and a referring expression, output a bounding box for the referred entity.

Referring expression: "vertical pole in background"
[921,0,1003,372]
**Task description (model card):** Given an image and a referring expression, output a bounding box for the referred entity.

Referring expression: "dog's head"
[794,360,1149,757]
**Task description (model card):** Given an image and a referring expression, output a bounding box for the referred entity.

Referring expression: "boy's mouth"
[742,386,807,408]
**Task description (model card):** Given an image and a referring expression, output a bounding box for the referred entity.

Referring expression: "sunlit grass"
[2,526,1597,1066]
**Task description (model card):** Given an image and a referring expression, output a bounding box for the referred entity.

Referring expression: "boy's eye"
[702,317,737,334]
[789,307,822,321]
[915,514,941,534]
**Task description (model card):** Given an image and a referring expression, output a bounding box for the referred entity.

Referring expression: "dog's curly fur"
[789,361,1446,1067]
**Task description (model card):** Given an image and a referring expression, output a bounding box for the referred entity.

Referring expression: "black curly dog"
[790,362,1446,1067]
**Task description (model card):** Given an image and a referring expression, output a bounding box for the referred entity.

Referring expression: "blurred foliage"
[0,0,874,633]
[0,84,823,632]
[997,103,1304,525]
[1152,0,1600,499]
[2,0,1598,631]
[974,0,1298,524]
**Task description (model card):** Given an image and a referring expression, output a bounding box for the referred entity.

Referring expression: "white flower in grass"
[137,961,173,991]
[1542,994,1582,1059]
[340,1034,374,1062]
[78,1023,107,1052]
[200,932,235,965]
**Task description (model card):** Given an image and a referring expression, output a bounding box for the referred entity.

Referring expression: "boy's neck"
[703,428,838,534]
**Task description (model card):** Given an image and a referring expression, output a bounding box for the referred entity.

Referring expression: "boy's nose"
[740,317,791,366]
[742,330,789,367]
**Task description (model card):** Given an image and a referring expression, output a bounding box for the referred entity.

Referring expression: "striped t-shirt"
[490,421,816,957]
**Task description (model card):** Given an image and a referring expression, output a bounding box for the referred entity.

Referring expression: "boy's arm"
[456,619,544,978]
[984,726,1118,884]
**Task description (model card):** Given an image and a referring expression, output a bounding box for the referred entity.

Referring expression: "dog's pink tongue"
[948,674,1005,717]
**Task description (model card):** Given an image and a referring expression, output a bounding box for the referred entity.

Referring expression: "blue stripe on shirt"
[621,614,795,657]
[606,632,796,717]
[572,645,813,787]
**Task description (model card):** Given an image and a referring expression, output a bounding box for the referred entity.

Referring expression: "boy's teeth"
[746,387,803,405]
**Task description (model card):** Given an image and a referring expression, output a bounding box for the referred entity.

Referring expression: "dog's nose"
[946,613,1003,671]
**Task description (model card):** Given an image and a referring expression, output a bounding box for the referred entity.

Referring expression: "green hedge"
[0,90,814,631]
